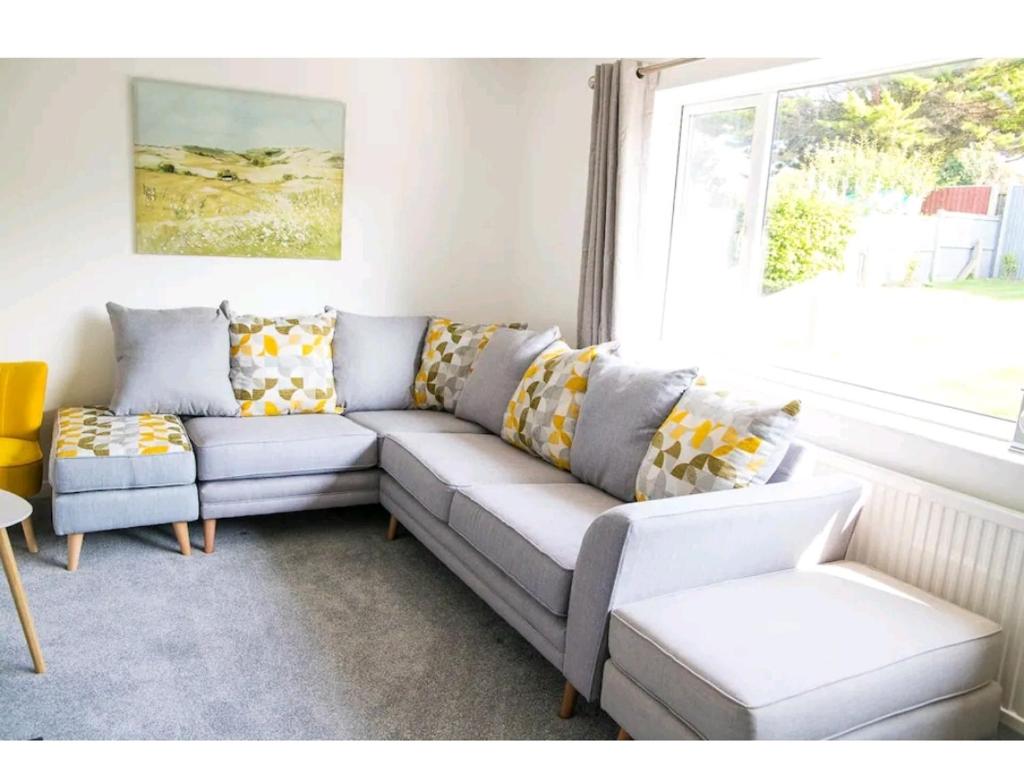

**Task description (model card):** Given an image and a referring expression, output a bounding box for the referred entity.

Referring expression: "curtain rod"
[588,58,704,89]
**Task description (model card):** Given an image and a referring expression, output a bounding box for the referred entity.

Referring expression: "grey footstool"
[602,561,1004,740]
[49,407,198,570]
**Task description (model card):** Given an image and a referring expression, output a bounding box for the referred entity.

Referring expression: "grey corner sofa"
[49,392,841,719]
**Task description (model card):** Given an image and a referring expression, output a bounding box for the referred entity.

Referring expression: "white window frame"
[649,56,1016,442]
[660,93,776,332]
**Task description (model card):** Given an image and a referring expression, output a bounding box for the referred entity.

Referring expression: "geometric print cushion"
[224,303,338,417]
[635,386,801,501]
[412,318,525,413]
[54,406,192,458]
[501,341,616,471]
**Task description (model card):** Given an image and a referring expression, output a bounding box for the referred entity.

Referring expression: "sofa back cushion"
[222,301,337,416]
[412,318,525,412]
[455,326,561,434]
[501,340,617,470]
[635,386,801,501]
[326,307,428,412]
[107,302,238,417]
[570,355,698,501]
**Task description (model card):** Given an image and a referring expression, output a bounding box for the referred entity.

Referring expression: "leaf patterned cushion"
[635,386,801,501]
[412,318,525,412]
[223,302,337,417]
[500,341,617,471]
[54,406,191,458]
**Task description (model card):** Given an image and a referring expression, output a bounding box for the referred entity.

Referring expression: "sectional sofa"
[43,302,1003,736]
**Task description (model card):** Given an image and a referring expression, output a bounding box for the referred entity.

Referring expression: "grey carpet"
[0,502,617,740]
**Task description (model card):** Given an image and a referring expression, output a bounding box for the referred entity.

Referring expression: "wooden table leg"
[21,517,39,554]
[0,527,45,673]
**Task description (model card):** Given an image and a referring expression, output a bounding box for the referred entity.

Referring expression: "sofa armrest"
[563,475,866,700]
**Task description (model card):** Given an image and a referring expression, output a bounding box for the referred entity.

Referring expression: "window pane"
[663,106,755,340]
[759,59,1024,420]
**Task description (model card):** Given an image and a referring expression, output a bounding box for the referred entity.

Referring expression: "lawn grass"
[927,278,1024,300]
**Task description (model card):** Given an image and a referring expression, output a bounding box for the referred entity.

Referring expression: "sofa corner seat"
[377,428,621,698]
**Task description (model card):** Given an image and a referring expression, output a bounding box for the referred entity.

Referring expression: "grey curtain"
[577,62,621,347]
[577,61,658,348]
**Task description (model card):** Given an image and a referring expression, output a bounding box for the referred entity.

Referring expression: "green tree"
[772,58,1024,182]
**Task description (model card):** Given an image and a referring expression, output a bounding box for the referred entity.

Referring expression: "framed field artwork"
[132,78,345,260]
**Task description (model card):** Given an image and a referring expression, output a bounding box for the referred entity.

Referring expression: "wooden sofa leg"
[202,519,216,554]
[67,533,84,572]
[172,522,191,556]
[21,517,39,554]
[559,680,578,719]
[385,514,401,541]
[617,727,632,740]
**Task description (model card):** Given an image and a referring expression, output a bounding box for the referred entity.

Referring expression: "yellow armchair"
[0,361,48,553]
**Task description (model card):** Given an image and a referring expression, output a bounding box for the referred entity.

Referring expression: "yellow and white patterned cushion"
[412,318,525,412]
[500,341,614,471]
[227,310,337,416]
[635,386,800,501]
[55,406,191,458]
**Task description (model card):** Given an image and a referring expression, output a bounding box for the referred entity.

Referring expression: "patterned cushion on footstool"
[50,407,195,493]
[54,407,192,457]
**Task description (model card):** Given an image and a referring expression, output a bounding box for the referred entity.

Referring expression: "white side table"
[0,489,45,673]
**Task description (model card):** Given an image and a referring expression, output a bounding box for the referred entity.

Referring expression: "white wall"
[0,58,546,416]
[509,59,604,345]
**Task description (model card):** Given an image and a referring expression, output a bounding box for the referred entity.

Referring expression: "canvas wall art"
[132,79,345,260]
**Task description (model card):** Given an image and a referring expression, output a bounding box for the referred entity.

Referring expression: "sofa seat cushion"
[50,407,195,493]
[449,484,620,616]
[609,561,1003,740]
[186,414,376,481]
[346,409,486,453]
[380,433,577,522]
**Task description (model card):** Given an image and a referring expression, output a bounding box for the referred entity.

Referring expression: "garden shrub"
[764,191,855,294]
[1001,253,1019,280]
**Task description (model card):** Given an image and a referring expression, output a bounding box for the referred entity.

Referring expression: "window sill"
[732,367,1024,512]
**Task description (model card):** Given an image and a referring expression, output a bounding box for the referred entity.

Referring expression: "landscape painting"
[132,79,345,260]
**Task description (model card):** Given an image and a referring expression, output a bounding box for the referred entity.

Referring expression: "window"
[659,59,1024,427]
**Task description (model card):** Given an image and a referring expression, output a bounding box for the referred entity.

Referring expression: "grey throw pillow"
[570,355,699,501]
[455,326,561,434]
[107,302,239,417]
[326,307,429,412]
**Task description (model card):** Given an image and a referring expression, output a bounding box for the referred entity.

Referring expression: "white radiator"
[816,448,1024,732]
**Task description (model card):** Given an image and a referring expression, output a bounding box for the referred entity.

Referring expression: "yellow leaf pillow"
[223,302,337,417]
[501,341,617,470]
[412,318,526,412]
[635,385,801,500]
